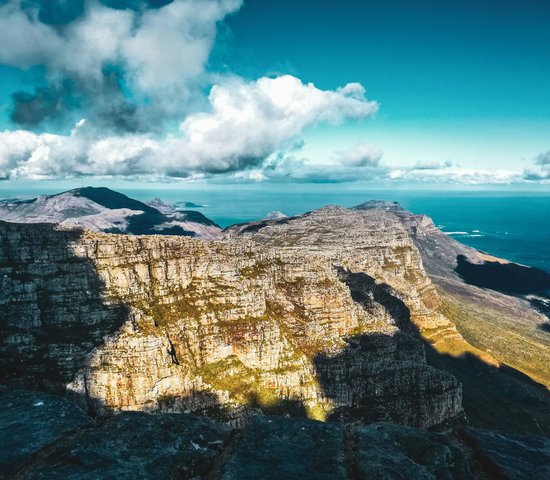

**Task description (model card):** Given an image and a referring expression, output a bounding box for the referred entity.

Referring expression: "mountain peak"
[66,187,159,214]
[0,187,221,239]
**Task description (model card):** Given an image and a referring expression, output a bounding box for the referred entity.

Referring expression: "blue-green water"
[2,183,550,273]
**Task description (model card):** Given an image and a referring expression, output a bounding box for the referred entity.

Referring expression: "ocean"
[2,183,550,273]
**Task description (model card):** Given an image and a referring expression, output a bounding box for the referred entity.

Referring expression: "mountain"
[224,203,550,434]
[0,187,221,239]
[0,201,549,477]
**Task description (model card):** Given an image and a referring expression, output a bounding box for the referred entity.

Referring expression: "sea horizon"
[2,183,550,274]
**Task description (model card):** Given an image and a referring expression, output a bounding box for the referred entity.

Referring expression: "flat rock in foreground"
[0,390,93,477]
[221,416,346,480]
[3,390,549,479]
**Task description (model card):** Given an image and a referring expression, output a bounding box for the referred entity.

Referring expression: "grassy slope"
[423,290,550,435]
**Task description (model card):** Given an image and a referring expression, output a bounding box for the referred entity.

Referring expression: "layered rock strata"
[0,213,462,427]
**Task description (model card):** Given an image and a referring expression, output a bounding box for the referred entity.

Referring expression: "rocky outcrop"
[353,201,550,435]
[3,390,549,480]
[0,210,462,428]
[0,390,93,477]
[1,390,231,480]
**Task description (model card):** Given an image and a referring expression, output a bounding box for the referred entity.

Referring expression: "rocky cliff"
[224,203,550,435]
[0,205,463,428]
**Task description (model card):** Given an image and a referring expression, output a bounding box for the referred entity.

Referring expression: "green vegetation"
[426,292,550,435]
[438,291,550,388]
[198,356,280,409]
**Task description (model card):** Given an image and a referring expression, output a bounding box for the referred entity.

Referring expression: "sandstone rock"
[0,211,463,427]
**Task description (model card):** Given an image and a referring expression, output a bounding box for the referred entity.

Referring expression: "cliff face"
[223,206,451,331]
[0,207,463,428]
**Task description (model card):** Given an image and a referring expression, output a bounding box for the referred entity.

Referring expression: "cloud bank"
[0,0,384,180]
[0,75,378,178]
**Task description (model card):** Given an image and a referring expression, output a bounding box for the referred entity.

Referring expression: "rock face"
[1,390,231,480]
[353,201,550,435]
[354,422,473,479]
[222,416,346,480]
[457,426,550,480]
[223,206,452,332]
[0,204,462,428]
[0,187,221,239]
[3,390,548,480]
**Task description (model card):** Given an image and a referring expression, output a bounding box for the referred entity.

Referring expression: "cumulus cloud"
[0,0,242,130]
[0,75,379,178]
[170,75,378,173]
[0,1,382,180]
[333,142,382,167]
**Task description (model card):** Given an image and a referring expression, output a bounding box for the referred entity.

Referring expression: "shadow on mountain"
[425,348,550,436]
[0,223,129,401]
[455,254,550,295]
[335,267,415,334]
[316,267,550,435]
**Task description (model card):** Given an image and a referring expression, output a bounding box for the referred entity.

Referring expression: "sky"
[0,0,550,187]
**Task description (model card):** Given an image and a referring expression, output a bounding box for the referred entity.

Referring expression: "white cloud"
[536,151,550,165]
[524,150,550,181]
[0,0,243,126]
[411,160,454,170]
[122,1,240,93]
[0,75,379,179]
[169,75,379,173]
[333,142,382,167]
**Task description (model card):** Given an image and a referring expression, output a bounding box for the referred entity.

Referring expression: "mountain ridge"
[0,186,221,239]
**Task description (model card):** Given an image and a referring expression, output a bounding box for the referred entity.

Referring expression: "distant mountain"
[176,201,205,209]
[0,187,221,239]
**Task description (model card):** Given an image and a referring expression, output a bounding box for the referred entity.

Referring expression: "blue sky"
[215,0,550,171]
[1,0,550,186]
